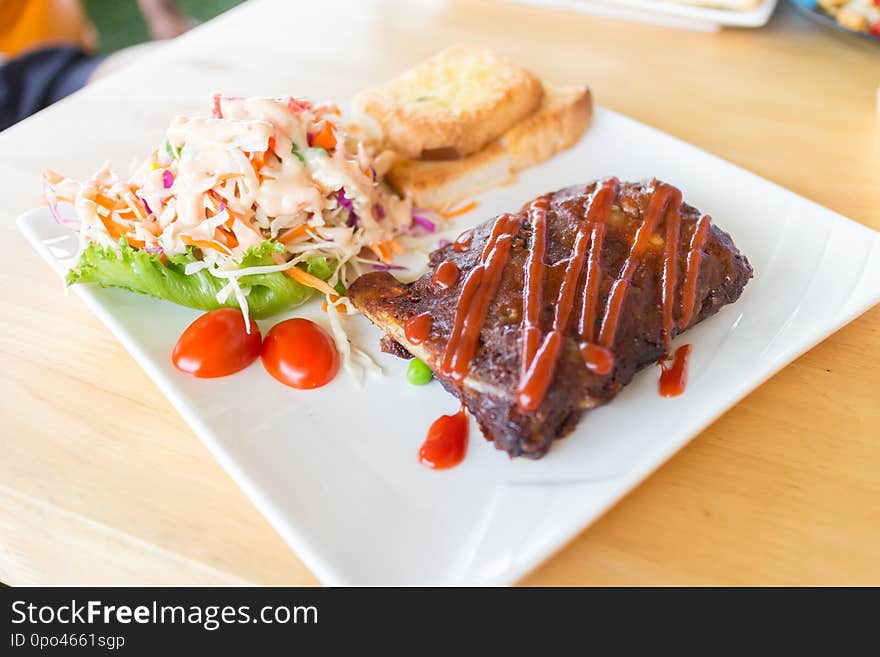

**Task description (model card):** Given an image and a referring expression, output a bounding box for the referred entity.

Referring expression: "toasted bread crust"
[385,141,512,210]
[386,83,592,209]
[504,83,592,172]
[353,45,544,159]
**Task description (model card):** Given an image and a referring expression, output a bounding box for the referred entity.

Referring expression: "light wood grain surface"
[1,0,878,586]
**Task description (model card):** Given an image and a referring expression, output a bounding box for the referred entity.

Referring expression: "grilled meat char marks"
[349,180,753,458]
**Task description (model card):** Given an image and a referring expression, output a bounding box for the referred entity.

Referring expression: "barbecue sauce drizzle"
[438,179,712,419]
[453,229,474,253]
[404,312,433,345]
[517,179,621,410]
[432,260,460,289]
[678,214,711,331]
[440,213,520,386]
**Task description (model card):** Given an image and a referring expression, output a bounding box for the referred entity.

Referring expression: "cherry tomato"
[172,309,262,378]
[261,318,339,389]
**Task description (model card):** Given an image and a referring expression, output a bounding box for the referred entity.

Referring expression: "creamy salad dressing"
[48,93,413,279]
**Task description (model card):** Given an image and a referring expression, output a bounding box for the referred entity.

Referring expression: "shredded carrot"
[247,151,266,180]
[440,200,478,219]
[214,226,239,249]
[248,135,275,169]
[216,172,245,183]
[43,169,64,184]
[277,224,311,244]
[126,237,145,249]
[369,242,392,264]
[181,234,232,255]
[98,214,125,240]
[223,207,237,229]
[389,239,402,255]
[284,266,336,296]
[310,122,337,150]
[321,294,346,314]
[95,194,117,212]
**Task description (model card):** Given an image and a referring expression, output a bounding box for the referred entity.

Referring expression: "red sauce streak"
[518,220,590,410]
[660,203,682,352]
[580,342,614,376]
[599,183,682,348]
[419,404,468,470]
[518,179,619,410]
[432,260,460,289]
[658,344,692,397]
[453,229,474,253]
[519,196,550,382]
[517,330,563,411]
[577,178,619,343]
[678,215,711,330]
[441,214,519,386]
[404,312,433,345]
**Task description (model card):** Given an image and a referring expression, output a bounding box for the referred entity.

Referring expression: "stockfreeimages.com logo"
[11,599,318,631]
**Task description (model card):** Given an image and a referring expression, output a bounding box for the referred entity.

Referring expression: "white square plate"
[18,106,880,585]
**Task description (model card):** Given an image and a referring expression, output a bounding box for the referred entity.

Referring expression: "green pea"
[406,358,433,385]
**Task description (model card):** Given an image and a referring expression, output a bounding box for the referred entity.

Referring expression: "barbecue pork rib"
[349,179,753,458]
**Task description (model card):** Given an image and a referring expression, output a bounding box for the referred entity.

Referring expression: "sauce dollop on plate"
[419,405,468,470]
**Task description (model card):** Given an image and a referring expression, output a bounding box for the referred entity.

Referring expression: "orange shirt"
[0,0,97,58]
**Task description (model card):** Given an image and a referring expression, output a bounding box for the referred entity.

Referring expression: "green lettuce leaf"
[66,240,332,319]
[303,254,333,280]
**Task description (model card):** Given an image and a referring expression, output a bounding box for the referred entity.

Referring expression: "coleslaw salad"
[43,94,425,381]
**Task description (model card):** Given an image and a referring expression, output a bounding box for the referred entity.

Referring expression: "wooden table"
[1,0,878,586]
